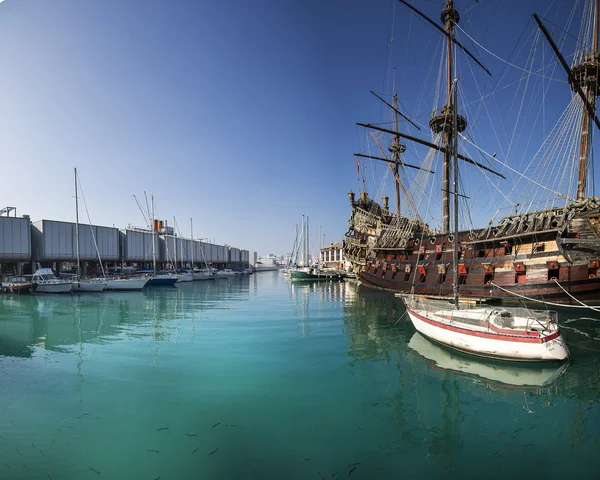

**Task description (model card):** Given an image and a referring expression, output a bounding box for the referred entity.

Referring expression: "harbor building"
[0,207,252,275]
[320,242,344,269]
[32,219,119,275]
[0,208,31,275]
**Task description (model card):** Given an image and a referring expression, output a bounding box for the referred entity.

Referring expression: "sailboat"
[344,0,600,305]
[191,218,215,281]
[399,78,569,362]
[71,168,106,293]
[173,217,193,283]
[146,197,178,287]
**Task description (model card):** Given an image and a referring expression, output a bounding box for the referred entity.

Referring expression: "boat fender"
[589,274,597,279]
[448,234,454,242]
[414,238,420,245]
[429,236,436,244]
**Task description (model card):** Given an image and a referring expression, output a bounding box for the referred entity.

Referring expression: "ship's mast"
[389,68,406,214]
[575,0,600,200]
[429,0,467,234]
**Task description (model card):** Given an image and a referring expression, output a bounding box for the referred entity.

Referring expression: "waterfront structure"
[31,219,119,277]
[320,242,344,269]
[0,210,31,275]
[1,208,251,277]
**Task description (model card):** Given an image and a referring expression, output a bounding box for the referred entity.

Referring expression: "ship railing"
[344,237,366,247]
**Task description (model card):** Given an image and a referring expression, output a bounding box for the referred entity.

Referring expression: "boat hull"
[290,271,345,281]
[105,278,149,291]
[405,307,569,362]
[192,273,214,281]
[149,277,178,286]
[1,283,32,293]
[34,283,73,294]
[72,281,106,292]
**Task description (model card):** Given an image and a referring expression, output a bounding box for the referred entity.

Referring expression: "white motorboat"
[401,295,570,362]
[105,277,150,291]
[31,268,73,294]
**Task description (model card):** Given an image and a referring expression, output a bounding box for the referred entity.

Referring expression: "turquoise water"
[1,271,599,479]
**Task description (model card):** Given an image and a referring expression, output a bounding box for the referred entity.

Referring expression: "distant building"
[320,242,343,269]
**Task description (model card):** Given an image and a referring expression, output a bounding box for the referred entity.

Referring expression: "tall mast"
[429,0,467,233]
[191,218,194,269]
[173,216,177,270]
[151,195,156,274]
[574,0,600,200]
[74,167,81,278]
[388,68,406,214]
[302,215,306,267]
[307,215,310,265]
[451,79,460,308]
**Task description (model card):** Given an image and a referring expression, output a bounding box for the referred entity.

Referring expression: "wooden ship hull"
[344,199,600,304]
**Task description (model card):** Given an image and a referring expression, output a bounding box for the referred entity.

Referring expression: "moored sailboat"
[71,168,107,292]
[399,75,569,362]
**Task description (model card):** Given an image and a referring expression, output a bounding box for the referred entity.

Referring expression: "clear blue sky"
[0,0,594,256]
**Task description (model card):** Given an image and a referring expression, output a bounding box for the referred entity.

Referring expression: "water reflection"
[407,332,568,391]
[0,276,253,360]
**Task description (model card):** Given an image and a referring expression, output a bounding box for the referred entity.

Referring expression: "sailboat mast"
[191,218,194,268]
[301,215,306,266]
[173,216,177,270]
[307,216,310,265]
[74,167,81,277]
[452,79,459,308]
[151,195,156,274]
[576,0,600,200]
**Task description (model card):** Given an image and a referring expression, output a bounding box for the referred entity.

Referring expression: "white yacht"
[31,268,73,294]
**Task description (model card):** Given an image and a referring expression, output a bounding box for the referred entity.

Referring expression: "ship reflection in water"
[407,332,568,392]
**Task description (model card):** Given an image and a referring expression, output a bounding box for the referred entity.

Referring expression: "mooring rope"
[490,281,600,312]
